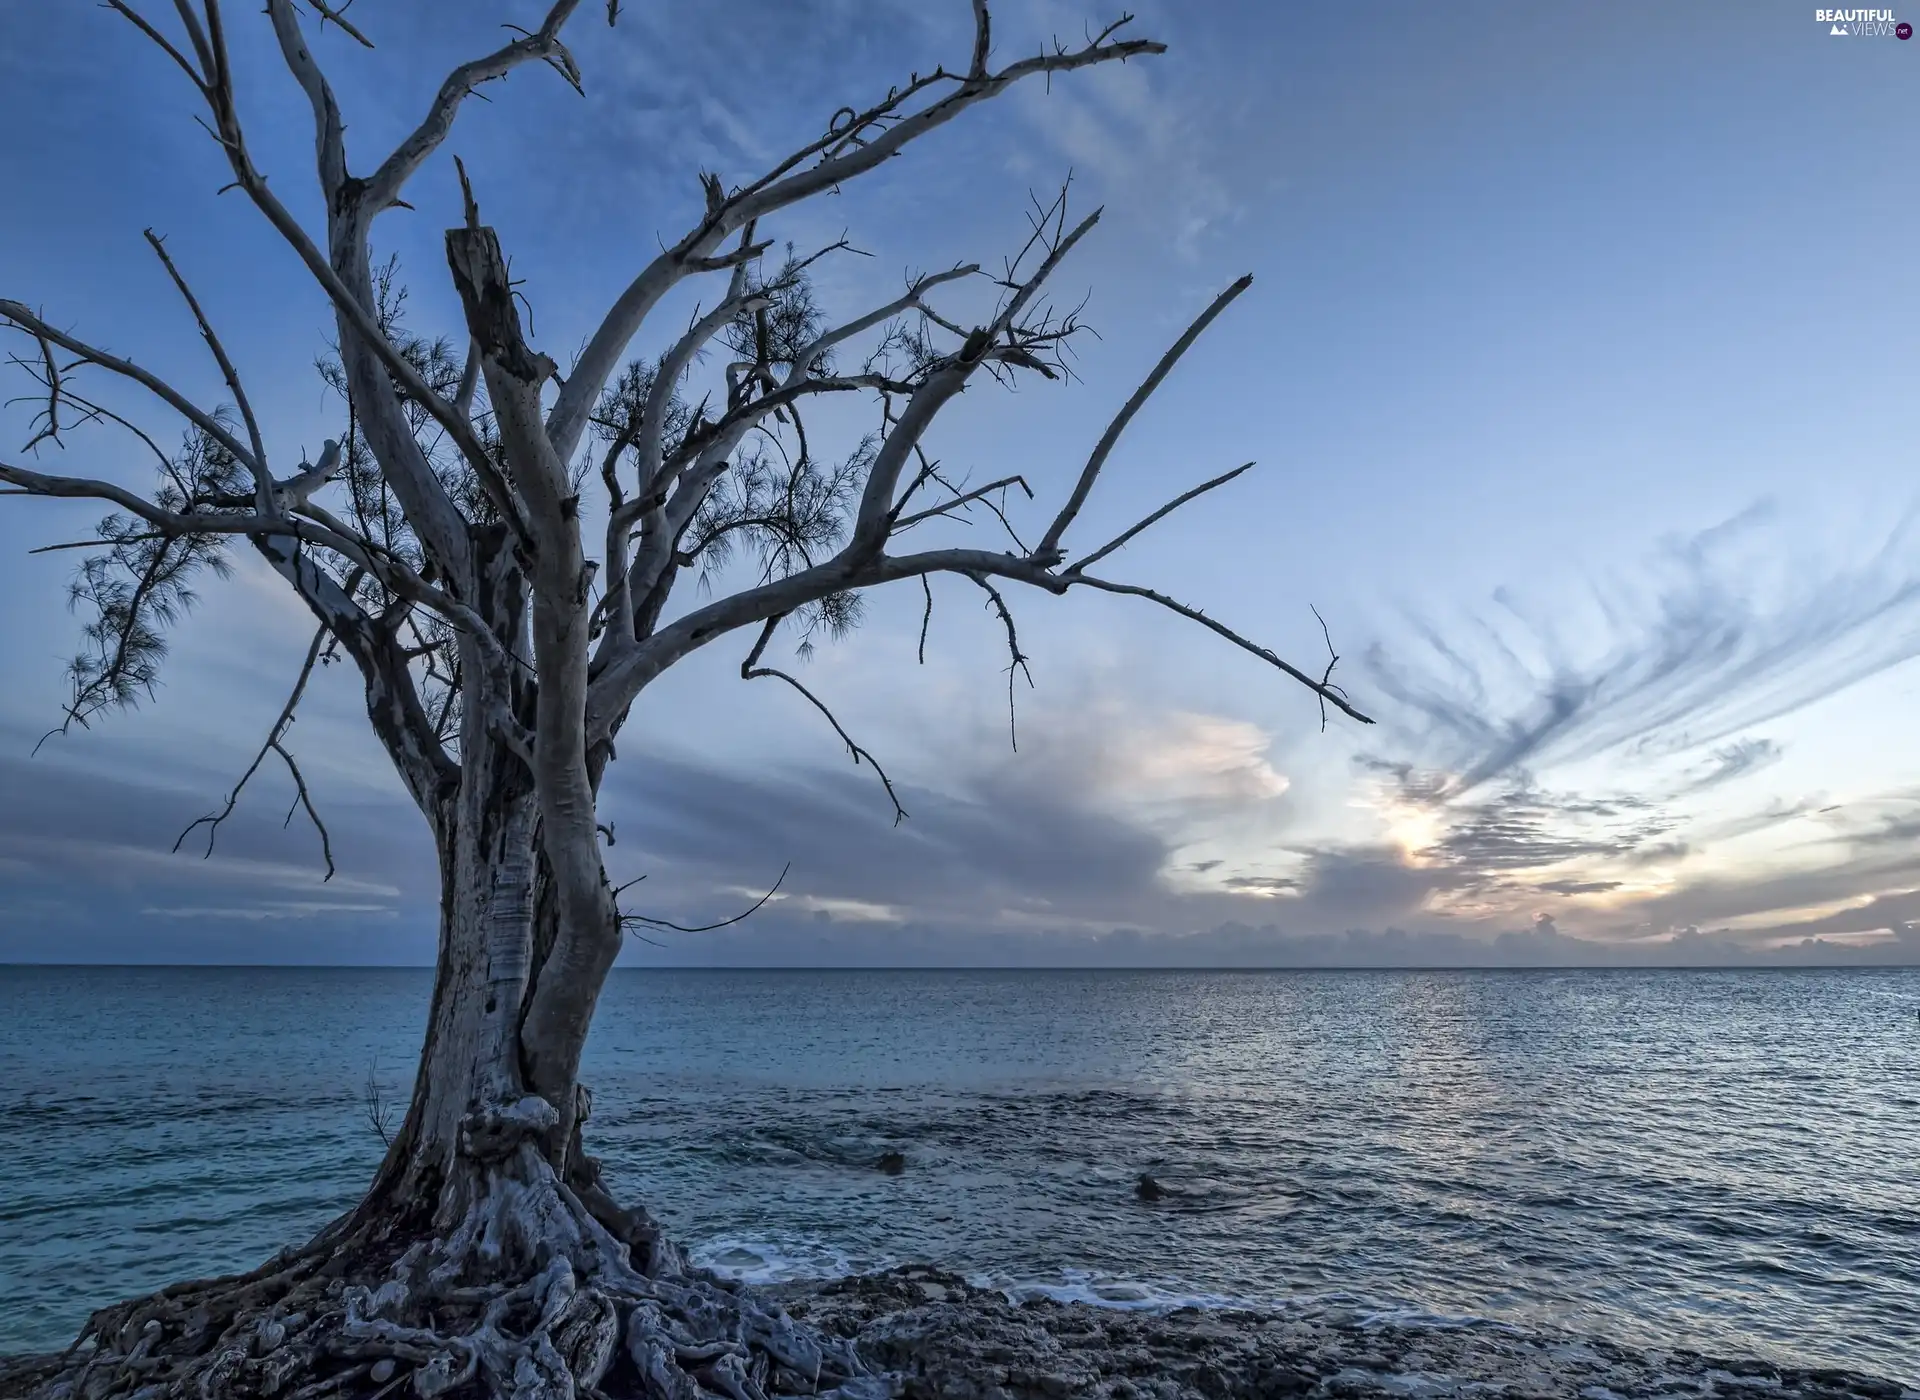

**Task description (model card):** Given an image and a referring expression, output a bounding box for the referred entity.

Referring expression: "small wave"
[694,1125,924,1171]
[690,1236,895,1286]
[979,1268,1250,1312]
[1349,1300,1518,1334]
[963,1269,1520,1337]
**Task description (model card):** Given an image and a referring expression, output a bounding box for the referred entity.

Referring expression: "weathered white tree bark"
[0,4,1373,1396]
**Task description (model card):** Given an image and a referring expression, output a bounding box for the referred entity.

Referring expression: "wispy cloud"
[1679,737,1784,794]
[1371,503,1920,796]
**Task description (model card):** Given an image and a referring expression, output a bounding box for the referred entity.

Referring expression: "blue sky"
[2,1,1917,965]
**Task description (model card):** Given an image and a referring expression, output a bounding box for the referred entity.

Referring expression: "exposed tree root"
[9,1128,884,1400]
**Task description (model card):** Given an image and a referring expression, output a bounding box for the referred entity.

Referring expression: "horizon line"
[3,962,1915,973]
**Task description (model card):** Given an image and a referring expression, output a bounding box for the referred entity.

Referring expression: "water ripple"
[0,966,1916,1382]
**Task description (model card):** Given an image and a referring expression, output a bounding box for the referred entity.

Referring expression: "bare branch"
[17,327,64,454]
[278,438,343,508]
[620,862,790,935]
[452,337,481,420]
[1309,603,1355,734]
[303,0,373,49]
[143,228,274,511]
[637,288,771,496]
[968,572,1033,751]
[29,533,168,555]
[594,466,1373,740]
[730,31,1160,233]
[113,3,524,546]
[893,473,1032,531]
[986,206,1102,342]
[173,623,337,878]
[741,617,906,824]
[918,575,933,664]
[0,459,267,533]
[1068,573,1375,725]
[1036,274,1253,562]
[2,459,516,697]
[360,0,586,215]
[0,301,257,474]
[788,264,979,382]
[100,1,206,89]
[3,458,433,609]
[3,368,184,496]
[1066,461,1253,575]
[547,14,1164,466]
[843,211,1099,559]
[274,737,333,868]
[247,536,459,817]
[264,0,349,201]
[684,239,776,275]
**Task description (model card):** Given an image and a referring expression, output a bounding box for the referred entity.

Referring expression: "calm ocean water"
[1,967,1916,1379]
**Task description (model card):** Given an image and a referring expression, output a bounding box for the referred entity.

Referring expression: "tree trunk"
[354,758,540,1234]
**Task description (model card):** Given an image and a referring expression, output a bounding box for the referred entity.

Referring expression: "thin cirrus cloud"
[1367,504,1920,800]
[1677,738,1785,796]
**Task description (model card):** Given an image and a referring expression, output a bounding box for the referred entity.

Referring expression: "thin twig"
[29,533,169,555]
[143,228,274,512]
[620,862,791,934]
[741,616,907,823]
[1036,275,1253,560]
[362,1055,393,1146]
[1308,603,1354,733]
[1069,574,1374,725]
[968,572,1033,751]
[893,469,1033,532]
[18,328,63,454]
[304,0,374,48]
[173,624,338,877]
[1067,462,1253,575]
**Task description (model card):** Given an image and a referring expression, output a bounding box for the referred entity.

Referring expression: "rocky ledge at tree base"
[3,1266,1911,1400]
[771,1268,1913,1400]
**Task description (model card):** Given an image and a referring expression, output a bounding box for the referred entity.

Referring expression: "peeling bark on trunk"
[332,668,533,1217]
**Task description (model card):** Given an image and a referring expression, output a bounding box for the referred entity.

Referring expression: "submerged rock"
[1134,1174,1172,1203]
[773,1270,1916,1400]
[877,1151,908,1175]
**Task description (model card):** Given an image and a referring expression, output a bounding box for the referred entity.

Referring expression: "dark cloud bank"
[3,738,1915,969]
[650,914,1920,970]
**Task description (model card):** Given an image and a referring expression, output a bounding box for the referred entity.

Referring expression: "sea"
[1,967,1916,1382]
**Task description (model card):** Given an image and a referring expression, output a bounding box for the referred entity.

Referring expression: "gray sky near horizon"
[2,1,1918,967]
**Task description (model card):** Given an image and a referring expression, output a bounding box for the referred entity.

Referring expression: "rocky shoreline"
[775,1267,1915,1400]
[3,1265,1911,1400]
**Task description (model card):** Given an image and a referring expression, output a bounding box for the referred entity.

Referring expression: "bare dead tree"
[0,5,1371,1397]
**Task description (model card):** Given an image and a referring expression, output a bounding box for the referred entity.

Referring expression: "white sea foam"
[691,1245,1524,1333]
[690,1236,896,1286]
[977,1268,1249,1313]
[960,1267,1516,1335]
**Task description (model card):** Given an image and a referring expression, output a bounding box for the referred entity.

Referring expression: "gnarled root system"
[7,1134,882,1400]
